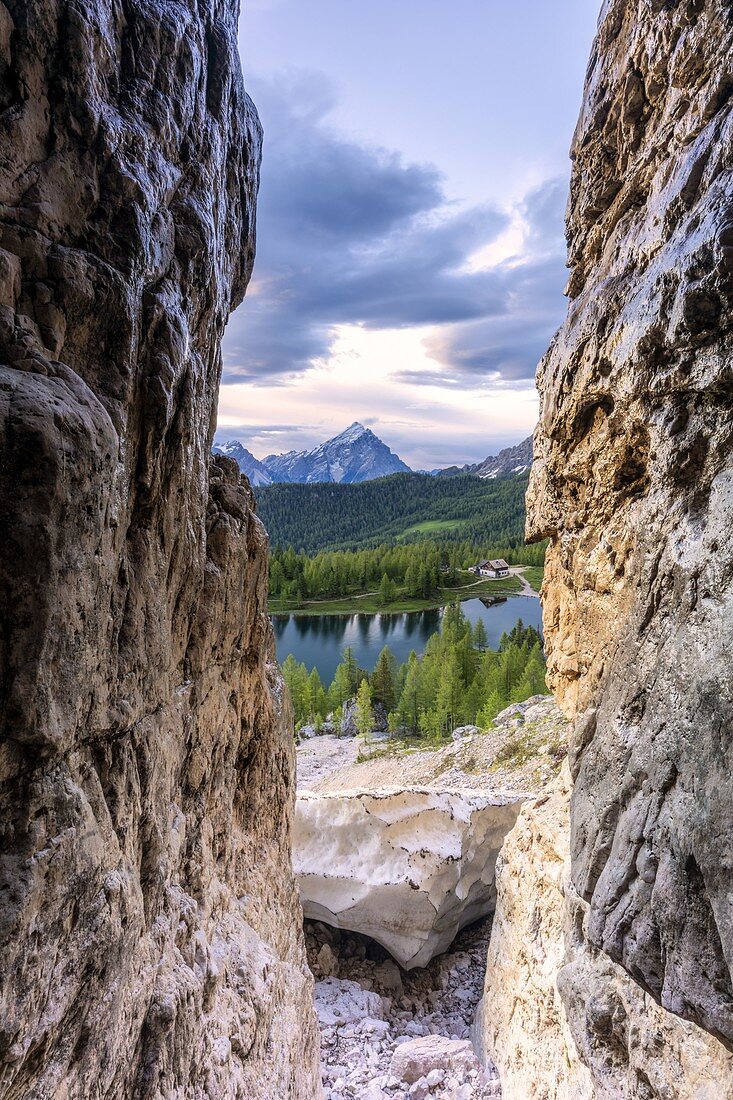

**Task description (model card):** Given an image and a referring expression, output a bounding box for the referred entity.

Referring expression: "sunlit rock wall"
[477,768,733,1099]
[0,1,320,1095]
[527,0,733,1048]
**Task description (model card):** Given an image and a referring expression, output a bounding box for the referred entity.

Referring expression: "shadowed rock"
[0,0,320,1095]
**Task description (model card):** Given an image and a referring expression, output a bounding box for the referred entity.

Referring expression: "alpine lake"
[272,595,543,684]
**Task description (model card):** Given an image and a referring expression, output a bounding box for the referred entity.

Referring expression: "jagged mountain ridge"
[212,440,274,486]
[216,425,533,486]
[437,436,533,480]
[217,422,412,484]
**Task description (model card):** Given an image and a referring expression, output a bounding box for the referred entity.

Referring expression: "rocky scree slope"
[308,918,500,1100]
[527,0,733,1058]
[0,1,319,1097]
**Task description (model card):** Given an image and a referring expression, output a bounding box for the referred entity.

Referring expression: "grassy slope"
[522,566,544,593]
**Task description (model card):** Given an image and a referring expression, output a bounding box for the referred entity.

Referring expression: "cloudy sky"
[217,1,600,469]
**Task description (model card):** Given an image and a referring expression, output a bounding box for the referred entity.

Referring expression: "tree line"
[282,605,547,741]
[269,539,544,603]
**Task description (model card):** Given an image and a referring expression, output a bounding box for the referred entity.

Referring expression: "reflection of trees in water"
[377,613,399,639]
[271,616,285,638]
[356,614,372,642]
[291,614,351,644]
[274,601,543,684]
[403,609,440,641]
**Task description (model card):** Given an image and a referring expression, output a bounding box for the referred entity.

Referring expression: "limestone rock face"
[0,2,320,1097]
[527,0,733,1045]
[477,768,733,1099]
[294,788,524,968]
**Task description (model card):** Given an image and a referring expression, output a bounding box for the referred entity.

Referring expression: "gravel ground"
[307,919,501,1100]
[306,697,568,797]
[297,733,363,790]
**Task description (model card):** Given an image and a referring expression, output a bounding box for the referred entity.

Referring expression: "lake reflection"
[272,596,542,683]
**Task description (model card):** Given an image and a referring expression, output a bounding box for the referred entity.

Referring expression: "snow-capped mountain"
[262,423,411,484]
[436,436,533,479]
[212,441,274,486]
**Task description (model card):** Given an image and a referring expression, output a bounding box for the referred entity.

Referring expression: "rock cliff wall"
[477,769,733,1099]
[0,1,320,1096]
[527,0,733,1048]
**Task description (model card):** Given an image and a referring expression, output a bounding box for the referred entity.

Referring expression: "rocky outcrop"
[527,0,733,1049]
[294,788,524,968]
[474,768,592,1100]
[476,768,733,1099]
[305,696,569,796]
[0,1,319,1097]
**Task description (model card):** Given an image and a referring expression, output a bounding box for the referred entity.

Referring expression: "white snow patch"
[294,787,524,968]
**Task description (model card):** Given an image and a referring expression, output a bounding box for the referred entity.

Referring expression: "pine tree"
[343,647,359,695]
[472,619,488,651]
[355,678,374,740]
[477,689,505,728]
[372,646,396,712]
[397,651,422,735]
[328,647,359,709]
[434,650,463,737]
[307,667,327,720]
[379,573,390,605]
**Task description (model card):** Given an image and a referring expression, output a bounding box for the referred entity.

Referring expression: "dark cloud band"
[222,72,568,387]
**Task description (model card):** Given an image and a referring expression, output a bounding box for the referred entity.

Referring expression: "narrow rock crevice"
[307,918,500,1100]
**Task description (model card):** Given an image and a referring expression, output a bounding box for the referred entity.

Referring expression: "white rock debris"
[295,788,525,968]
[307,919,501,1100]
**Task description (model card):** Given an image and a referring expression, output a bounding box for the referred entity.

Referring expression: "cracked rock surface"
[527,0,733,1048]
[475,766,733,1099]
[0,1,319,1096]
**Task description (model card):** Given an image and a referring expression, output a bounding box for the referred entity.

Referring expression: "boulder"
[451,725,480,741]
[294,787,524,968]
[313,977,384,1028]
[340,698,389,736]
[389,1037,478,1085]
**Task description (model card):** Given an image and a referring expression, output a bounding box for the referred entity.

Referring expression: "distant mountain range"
[213,424,533,486]
[214,422,410,485]
[211,440,275,486]
[436,436,533,480]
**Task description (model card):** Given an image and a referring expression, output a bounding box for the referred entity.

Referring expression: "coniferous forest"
[282,604,547,738]
[269,539,544,605]
[257,472,529,554]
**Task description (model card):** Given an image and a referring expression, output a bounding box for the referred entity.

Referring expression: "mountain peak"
[434,435,533,480]
[212,440,274,487]
[336,421,369,442]
[226,422,412,485]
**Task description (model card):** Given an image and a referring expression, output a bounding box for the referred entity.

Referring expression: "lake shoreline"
[268,569,540,618]
[273,595,544,685]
